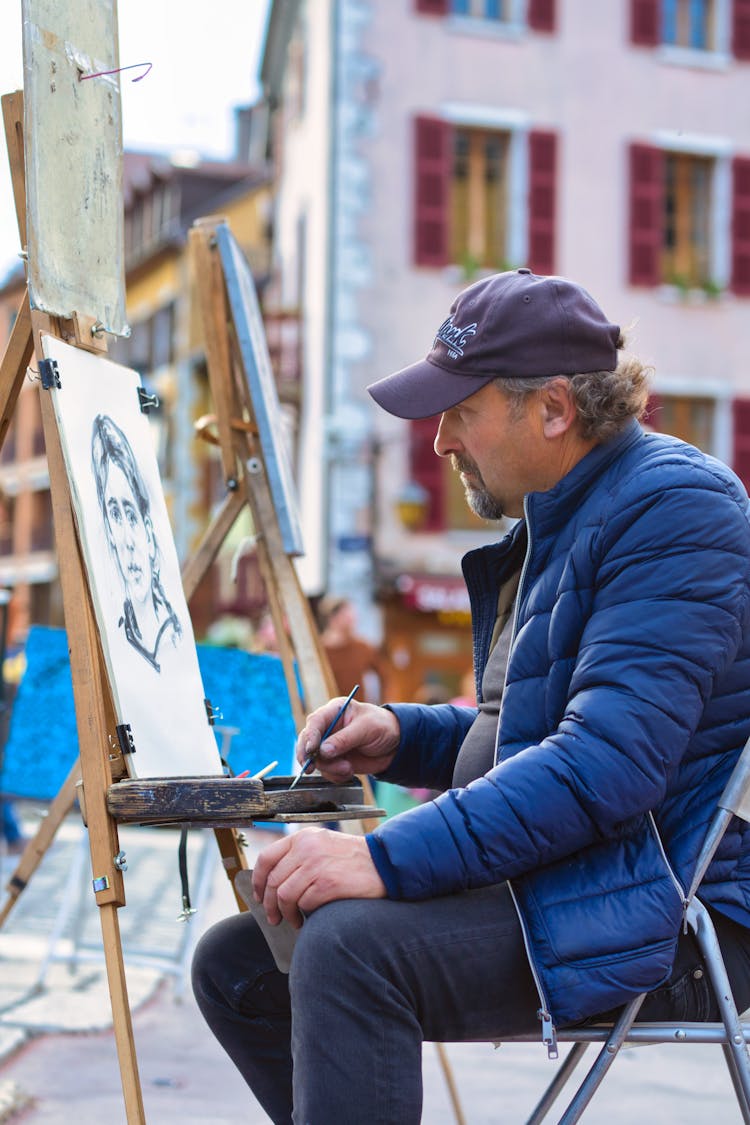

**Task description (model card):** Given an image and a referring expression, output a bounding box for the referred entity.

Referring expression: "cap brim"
[367,357,493,420]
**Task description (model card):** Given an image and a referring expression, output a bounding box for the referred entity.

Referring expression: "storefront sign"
[395,574,470,615]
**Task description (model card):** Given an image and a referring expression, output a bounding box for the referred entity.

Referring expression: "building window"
[451,128,510,271]
[151,303,175,370]
[30,391,45,457]
[629,143,750,294]
[0,420,16,464]
[663,152,713,287]
[416,0,556,30]
[414,116,557,274]
[0,497,14,555]
[451,0,513,20]
[662,0,715,48]
[650,393,715,449]
[631,0,750,58]
[30,489,53,552]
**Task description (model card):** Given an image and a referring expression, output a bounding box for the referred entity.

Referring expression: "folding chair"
[501,732,750,1124]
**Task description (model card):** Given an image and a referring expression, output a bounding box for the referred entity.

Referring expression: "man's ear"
[539,378,577,440]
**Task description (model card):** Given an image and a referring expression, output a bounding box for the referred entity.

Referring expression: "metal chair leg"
[721,1043,750,1125]
[556,993,647,1125]
[690,902,750,1122]
[524,1042,589,1125]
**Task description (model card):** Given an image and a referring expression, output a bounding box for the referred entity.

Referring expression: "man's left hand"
[251,826,387,929]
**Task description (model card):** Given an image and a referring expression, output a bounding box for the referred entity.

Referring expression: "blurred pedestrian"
[1,800,25,855]
[317,595,389,703]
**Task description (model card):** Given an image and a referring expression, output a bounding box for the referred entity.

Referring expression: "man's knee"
[192,912,278,1013]
[290,899,386,999]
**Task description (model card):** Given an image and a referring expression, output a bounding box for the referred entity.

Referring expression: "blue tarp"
[1,625,297,801]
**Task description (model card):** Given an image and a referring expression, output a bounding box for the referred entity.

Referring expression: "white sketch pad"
[42,334,223,779]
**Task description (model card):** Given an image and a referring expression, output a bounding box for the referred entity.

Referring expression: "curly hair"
[498,334,653,443]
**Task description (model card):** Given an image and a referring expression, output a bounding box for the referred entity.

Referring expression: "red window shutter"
[733,0,750,59]
[628,143,664,287]
[414,116,451,268]
[527,130,557,275]
[731,156,750,295]
[733,398,750,490]
[528,0,556,32]
[630,0,660,45]
[409,417,444,530]
[415,0,448,13]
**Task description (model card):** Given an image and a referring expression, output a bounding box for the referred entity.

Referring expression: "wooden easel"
[0,90,380,1122]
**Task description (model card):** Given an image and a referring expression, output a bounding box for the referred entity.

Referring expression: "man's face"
[103,462,154,605]
[434,382,542,521]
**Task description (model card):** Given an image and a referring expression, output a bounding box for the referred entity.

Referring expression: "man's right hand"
[295,698,400,783]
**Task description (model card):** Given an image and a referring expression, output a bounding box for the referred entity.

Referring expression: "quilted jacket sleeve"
[367,457,750,901]
[375,702,478,792]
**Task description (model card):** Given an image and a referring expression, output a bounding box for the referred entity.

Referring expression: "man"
[193,270,750,1124]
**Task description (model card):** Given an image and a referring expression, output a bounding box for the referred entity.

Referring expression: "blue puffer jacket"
[367,421,750,1040]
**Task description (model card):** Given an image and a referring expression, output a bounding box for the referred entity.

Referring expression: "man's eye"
[108,504,122,524]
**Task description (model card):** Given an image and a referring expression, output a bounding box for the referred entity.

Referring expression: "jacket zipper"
[507,879,558,1059]
[496,500,558,1058]
[647,810,689,930]
[494,497,533,768]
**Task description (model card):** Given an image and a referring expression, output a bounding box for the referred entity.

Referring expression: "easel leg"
[37,317,146,1121]
[100,902,146,1123]
[434,1042,467,1125]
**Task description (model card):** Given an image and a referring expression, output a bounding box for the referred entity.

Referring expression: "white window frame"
[652,129,734,293]
[649,375,732,465]
[658,0,731,69]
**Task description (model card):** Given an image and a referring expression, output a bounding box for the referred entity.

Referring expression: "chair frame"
[500,734,750,1124]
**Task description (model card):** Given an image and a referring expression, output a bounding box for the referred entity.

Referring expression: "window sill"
[656,46,730,72]
[441,264,497,287]
[446,16,525,43]
[657,284,725,305]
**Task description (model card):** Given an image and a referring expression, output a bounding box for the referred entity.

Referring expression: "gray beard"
[452,455,505,521]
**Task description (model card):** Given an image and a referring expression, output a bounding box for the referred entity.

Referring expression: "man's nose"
[434,413,460,459]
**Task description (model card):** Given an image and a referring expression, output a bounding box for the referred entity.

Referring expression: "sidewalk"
[0,806,745,1123]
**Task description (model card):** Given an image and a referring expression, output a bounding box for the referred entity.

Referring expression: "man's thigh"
[294,882,541,1042]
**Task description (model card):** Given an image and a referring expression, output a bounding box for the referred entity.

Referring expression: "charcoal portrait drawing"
[91,414,182,673]
[43,333,224,778]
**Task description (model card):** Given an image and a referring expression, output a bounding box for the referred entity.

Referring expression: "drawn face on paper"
[102,462,155,606]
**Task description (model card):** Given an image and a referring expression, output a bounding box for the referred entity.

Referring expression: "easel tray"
[104,774,385,827]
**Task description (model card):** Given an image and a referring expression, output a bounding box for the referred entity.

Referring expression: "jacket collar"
[523,419,643,539]
[462,419,644,580]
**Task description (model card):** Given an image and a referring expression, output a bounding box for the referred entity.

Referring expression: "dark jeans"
[191,883,743,1125]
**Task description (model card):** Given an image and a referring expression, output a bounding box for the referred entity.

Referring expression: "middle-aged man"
[193,270,750,1124]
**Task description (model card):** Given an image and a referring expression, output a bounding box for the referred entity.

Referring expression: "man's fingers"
[252,835,293,903]
[257,829,321,922]
[295,698,364,766]
[265,866,311,929]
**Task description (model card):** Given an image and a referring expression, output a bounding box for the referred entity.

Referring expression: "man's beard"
[452,455,504,521]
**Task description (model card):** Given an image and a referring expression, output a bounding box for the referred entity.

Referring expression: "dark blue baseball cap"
[367,269,620,420]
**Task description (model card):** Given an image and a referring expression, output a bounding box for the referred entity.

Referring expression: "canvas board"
[216,224,304,556]
[41,335,222,779]
[22,0,128,336]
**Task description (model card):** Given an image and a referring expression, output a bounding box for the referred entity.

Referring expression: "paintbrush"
[288,683,360,790]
